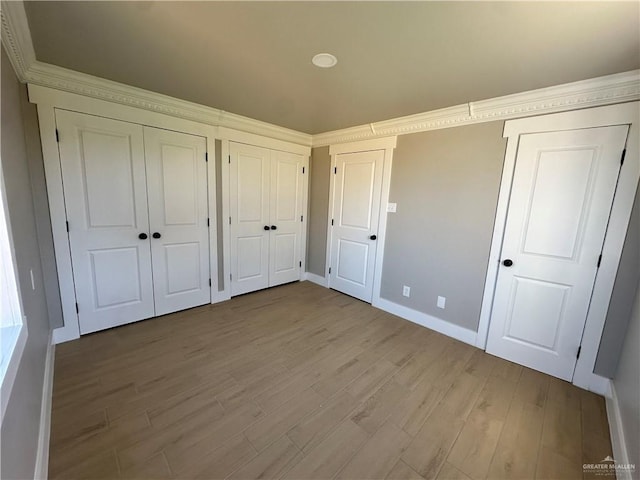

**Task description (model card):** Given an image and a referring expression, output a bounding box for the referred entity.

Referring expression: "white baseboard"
[52,324,79,344]
[34,333,55,480]
[304,272,328,288]
[373,297,478,346]
[573,371,613,397]
[606,381,633,480]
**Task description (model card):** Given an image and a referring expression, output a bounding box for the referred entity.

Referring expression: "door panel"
[230,143,270,295]
[269,151,304,287]
[486,126,629,380]
[329,150,384,302]
[56,110,154,334]
[144,127,210,315]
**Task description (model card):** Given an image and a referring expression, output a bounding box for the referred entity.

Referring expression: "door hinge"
[334,167,337,174]
[230,273,233,281]
[331,219,334,226]
[328,267,332,274]
[207,218,210,227]
[301,215,303,222]
[75,302,79,314]
[299,261,302,267]
[228,155,231,164]
[229,216,231,225]
[302,166,305,174]
[205,152,208,162]
[55,129,60,142]
[66,221,69,232]
[209,278,211,287]
[621,149,626,166]
[577,346,581,359]
[597,254,602,268]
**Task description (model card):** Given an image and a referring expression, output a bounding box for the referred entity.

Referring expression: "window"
[0,167,28,421]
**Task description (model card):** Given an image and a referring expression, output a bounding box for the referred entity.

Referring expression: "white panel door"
[56,110,154,334]
[230,142,270,296]
[486,126,629,380]
[144,127,210,316]
[269,151,305,287]
[329,150,384,302]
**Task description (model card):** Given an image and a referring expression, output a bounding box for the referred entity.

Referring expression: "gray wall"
[595,182,640,377]
[1,47,53,480]
[380,122,506,331]
[306,146,330,276]
[611,282,640,471]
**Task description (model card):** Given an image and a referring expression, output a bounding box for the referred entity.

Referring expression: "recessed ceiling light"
[312,53,337,68]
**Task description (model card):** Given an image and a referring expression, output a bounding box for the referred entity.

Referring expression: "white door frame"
[476,102,640,395]
[325,136,397,303]
[29,85,220,344]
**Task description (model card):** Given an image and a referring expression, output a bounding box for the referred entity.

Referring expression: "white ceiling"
[24,1,640,134]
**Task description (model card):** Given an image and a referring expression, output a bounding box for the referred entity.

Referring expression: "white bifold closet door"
[229,142,305,296]
[56,110,210,335]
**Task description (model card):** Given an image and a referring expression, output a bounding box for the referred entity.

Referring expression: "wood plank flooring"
[49,282,613,480]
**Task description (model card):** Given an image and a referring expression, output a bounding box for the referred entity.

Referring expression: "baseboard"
[52,324,79,344]
[373,297,478,346]
[34,333,55,480]
[573,370,613,397]
[304,272,328,288]
[605,381,633,480]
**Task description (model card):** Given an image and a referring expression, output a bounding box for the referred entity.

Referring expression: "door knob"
[270,225,277,230]
[264,225,270,231]
[152,232,162,239]
[502,259,513,267]
[369,235,377,240]
[138,233,148,240]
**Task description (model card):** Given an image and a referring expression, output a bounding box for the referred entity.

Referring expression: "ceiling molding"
[312,70,640,147]
[0,0,312,147]
[26,62,312,146]
[3,0,638,149]
[0,0,35,82]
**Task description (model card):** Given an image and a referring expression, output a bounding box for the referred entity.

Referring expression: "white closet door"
[269,151,305,287]
[144,127,210,316]
[230,142,270,296]
[486,126,628,381]
[56,110,154,334]
[329,150,384,302]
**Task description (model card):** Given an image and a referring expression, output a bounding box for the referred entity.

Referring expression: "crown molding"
[312,70,640,147]
[3,0,638,149]
[0,0,311,146]
[26,62,312,146]
[1,0,35,82]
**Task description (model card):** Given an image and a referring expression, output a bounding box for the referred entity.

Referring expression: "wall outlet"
[403,285,411,297]
[437,296,446,309]
[387,203,397,213]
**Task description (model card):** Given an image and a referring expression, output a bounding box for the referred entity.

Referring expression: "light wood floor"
[50,282,612,480]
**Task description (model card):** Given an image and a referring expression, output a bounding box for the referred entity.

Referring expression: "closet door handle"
[152,232,162,239]
[369,235,377,240]
[264,225,270,231]
[138,233,148,240]
[270,225,277,230]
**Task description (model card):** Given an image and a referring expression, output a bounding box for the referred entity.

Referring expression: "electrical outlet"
[387,203,397,213]
[403,285,411,297]
[437,296,446,309]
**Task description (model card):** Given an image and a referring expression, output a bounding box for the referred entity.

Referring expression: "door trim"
[325,136,397,303]
[477,101,639,395]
